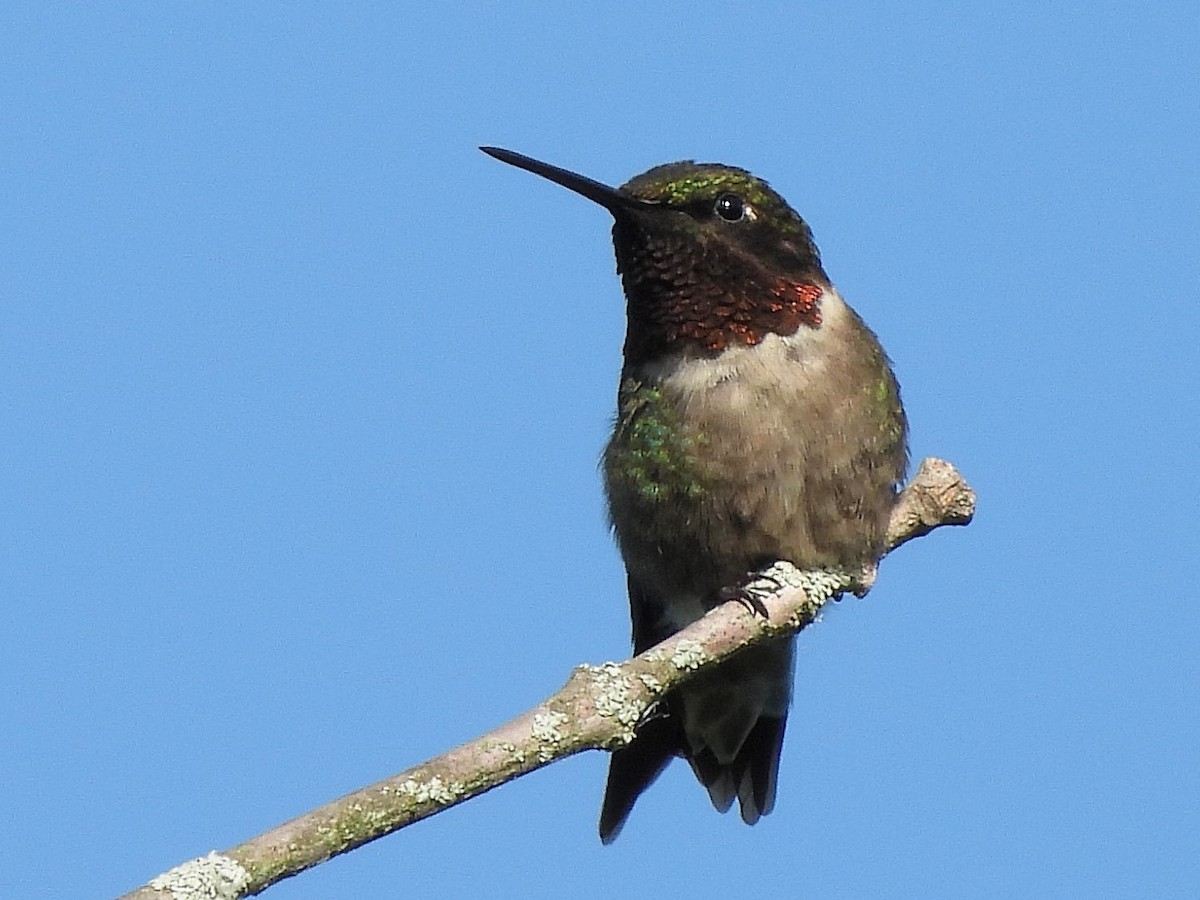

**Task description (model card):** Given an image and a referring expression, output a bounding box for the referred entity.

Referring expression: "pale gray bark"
[121,457,975,900]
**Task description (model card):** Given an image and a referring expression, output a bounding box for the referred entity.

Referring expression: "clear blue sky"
[3,4,1197,898]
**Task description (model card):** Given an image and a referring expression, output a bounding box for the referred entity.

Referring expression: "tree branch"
[121,457,975,899]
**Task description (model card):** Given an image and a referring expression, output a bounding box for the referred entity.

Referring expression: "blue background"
[3,3,1197,897]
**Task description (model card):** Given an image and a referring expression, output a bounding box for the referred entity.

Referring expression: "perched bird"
[481,147,908,843]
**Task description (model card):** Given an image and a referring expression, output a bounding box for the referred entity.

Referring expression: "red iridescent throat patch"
[641,279,824,357]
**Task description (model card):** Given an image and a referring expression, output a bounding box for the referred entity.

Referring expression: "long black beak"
[480,147,653,214]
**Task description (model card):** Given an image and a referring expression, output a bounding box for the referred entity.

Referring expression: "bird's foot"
[718,569,787,618]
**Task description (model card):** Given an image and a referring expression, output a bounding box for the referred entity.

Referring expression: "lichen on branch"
[121,457,974,900]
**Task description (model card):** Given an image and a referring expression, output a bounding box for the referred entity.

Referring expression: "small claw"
[718,579,773,618]
[738,591,771,618]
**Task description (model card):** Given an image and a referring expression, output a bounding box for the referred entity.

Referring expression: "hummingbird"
[481,147,908,843]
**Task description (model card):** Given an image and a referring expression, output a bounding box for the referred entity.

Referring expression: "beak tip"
[480,146,642,215]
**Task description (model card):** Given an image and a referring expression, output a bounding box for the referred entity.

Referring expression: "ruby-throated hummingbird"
[481,147,908,843]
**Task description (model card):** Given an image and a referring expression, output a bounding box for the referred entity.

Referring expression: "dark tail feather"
[688,714,788,824]
[599,709,788,841]
[742,714,787,821]
[598,710,683,844]
[603,581,793,840]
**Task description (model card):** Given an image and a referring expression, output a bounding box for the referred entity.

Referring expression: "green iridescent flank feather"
[608,379,706,504]
[864,373,905,445]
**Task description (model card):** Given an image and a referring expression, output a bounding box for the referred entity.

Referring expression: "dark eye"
[714,192,746,222]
